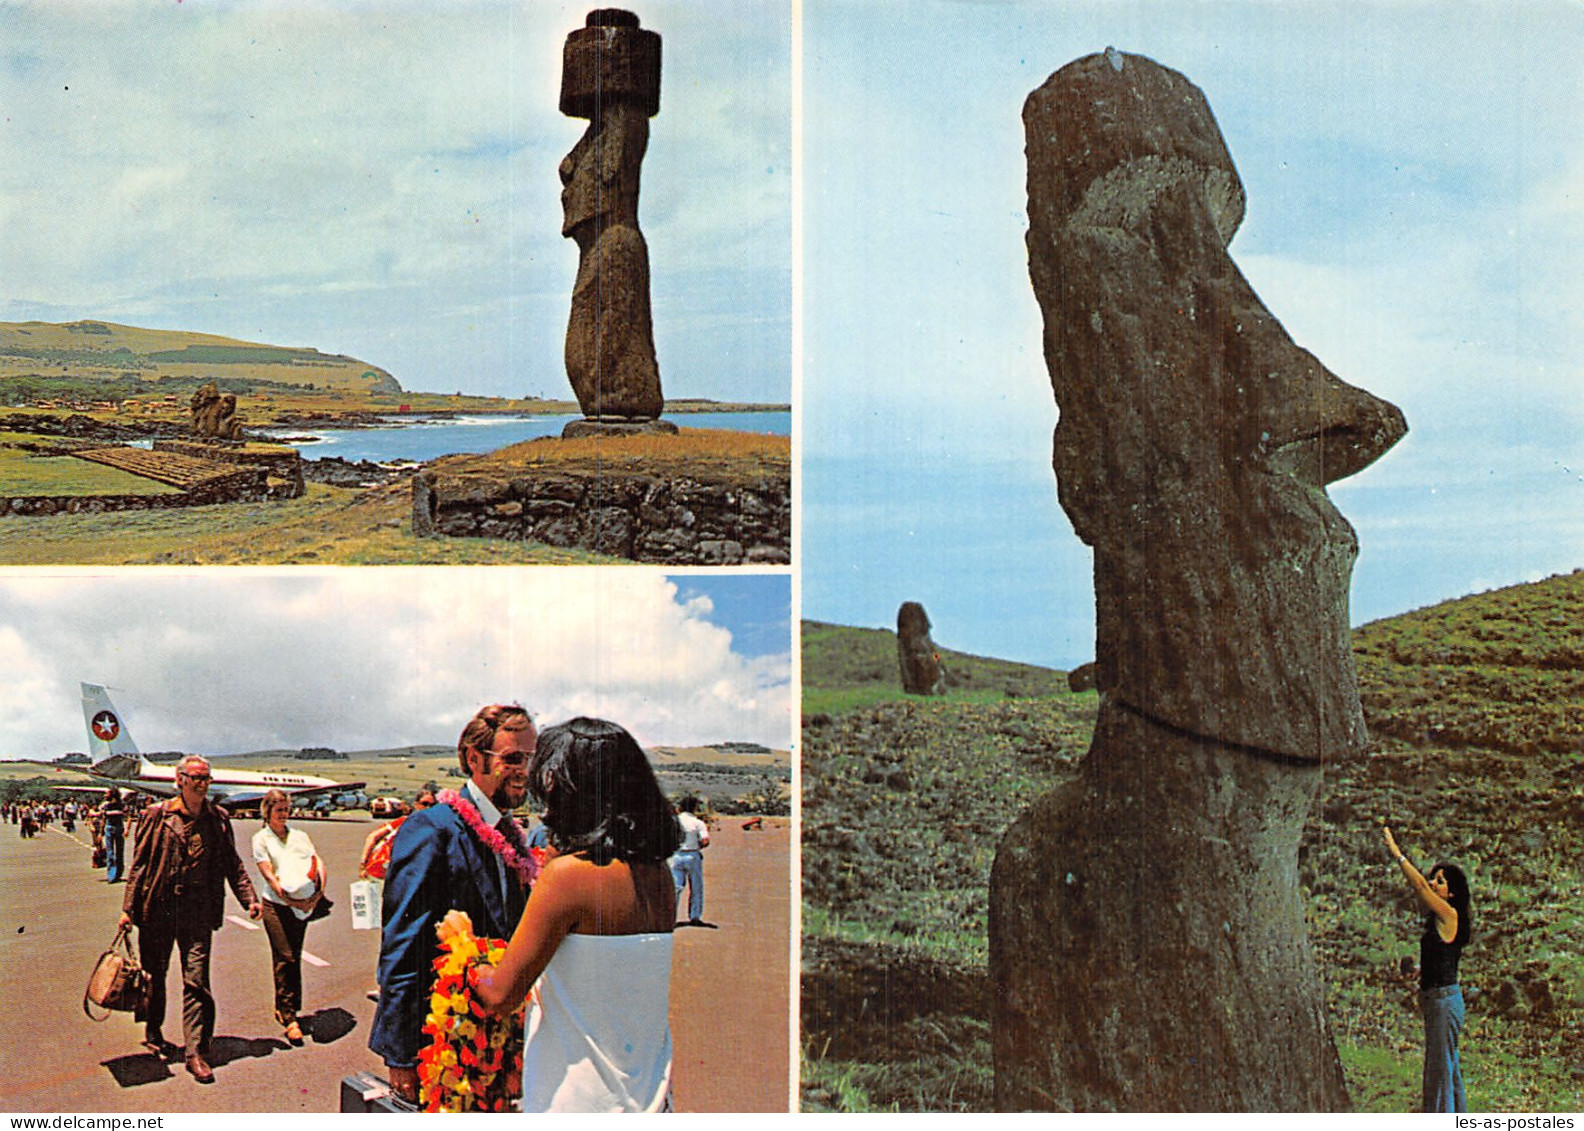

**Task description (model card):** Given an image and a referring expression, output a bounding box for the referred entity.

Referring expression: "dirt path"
[668,819,793,1112]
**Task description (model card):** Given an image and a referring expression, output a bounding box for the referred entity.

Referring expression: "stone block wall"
[153,440,305,498]
[0,476,272,516]
[1,444,283,516]
[412,468,790,564]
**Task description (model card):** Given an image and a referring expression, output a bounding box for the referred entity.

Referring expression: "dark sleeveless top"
[1419,920,1465,990]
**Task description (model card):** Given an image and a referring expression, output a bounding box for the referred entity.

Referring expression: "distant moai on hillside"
[896,601,946,696]
[558,8,676,438]
[989,49,1406,1112]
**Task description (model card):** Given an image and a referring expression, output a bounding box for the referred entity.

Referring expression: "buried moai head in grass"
[1025,49,1406,761]
[896,601,945,696]
[558,9,665,424]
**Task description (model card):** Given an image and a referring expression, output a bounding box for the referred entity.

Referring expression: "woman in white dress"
[469,717,682,1112]
[252,789,328,1044]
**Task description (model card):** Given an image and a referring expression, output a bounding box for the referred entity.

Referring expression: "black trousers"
[137,915,214,1055]
[259,901,309,1024]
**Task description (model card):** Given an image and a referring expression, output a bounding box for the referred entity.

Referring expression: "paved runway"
[0,812,790,1113]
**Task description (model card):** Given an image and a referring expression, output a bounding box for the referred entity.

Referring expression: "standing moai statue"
[989,50,1406,1111]
[896,601,946,696]
[558,9,676,438]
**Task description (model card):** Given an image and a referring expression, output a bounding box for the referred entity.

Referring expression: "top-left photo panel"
[0,1,791,566]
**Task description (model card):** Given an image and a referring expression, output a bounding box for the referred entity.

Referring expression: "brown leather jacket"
[122,797,258,931]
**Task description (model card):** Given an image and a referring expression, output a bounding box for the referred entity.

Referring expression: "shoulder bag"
[83,923,151,1021]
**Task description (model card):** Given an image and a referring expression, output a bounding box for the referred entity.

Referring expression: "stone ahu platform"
[153,440,306,498]
[411,428,790,564]
[0,440,303,516]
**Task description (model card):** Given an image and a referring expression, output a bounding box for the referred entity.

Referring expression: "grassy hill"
[3,739,791,816]
[0,320,787,426]
[0,319,401,404]
[801,571,1584,1112]
[0,318,595,430]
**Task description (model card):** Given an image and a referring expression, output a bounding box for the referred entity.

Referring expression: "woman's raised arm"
[1383,825,1457,941]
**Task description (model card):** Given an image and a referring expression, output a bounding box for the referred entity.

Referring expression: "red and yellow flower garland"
[417,914,525,1113]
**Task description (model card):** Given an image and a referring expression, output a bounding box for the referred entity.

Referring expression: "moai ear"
[594,111,648,194]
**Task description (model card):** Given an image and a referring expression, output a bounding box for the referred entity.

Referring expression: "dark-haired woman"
[1383,825,1471,1113]
[464,717,681,1112]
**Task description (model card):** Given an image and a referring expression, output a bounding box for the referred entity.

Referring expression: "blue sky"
[0,571,792,758]
[0,0,791,404]
[671,574,792,661]
[802,0,1584,668]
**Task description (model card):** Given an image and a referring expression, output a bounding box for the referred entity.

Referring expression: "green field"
[801,571,1584,1112]
[4,738,789,820]
[0,479,620,566]
[0,437,181,496]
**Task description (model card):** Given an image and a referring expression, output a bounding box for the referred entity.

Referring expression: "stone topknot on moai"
[896,601,946,696]
[558,9,677,438]
[989,51,1406,1111]
[189,381,244,441]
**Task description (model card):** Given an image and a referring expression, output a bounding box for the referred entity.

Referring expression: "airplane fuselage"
[129,765,341,790]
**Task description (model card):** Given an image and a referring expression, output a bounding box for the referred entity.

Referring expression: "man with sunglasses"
[119,754,262,1084]
[370,703,538,1104]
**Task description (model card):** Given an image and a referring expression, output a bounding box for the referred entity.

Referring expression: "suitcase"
[339,1071,419,1113]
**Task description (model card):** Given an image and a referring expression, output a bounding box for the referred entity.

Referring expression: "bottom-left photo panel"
[0,568,792,1114]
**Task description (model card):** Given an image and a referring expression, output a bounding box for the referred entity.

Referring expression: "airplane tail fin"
[81,682,140,763]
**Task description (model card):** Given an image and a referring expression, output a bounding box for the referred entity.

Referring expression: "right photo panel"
[799,0,1584,1114]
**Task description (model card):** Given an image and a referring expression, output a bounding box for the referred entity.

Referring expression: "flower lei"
[417,914,524,1113]
[437,789,541,888]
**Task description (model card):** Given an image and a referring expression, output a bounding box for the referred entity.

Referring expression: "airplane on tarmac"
[78,682,365,810]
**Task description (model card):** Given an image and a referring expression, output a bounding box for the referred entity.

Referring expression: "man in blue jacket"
[369,704,537,1103]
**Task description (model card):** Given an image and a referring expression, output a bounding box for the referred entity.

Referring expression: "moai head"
[897,600,932,642]
[1025,51,1406,762]
[897,601,946,696]
[558,9,661,237]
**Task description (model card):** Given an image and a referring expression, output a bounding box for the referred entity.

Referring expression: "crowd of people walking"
[6,791,143,883]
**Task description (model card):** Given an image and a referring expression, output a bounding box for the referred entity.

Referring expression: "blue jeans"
[1421,983,1466,1113]
[671,850,704,922]
[104,820,124,883]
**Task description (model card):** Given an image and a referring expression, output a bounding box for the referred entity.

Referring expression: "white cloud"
[0,571,790,760]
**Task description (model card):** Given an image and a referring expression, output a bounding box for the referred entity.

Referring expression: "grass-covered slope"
[442,427,791,490]
[0,319,399,400]
[801,571,1584,1112]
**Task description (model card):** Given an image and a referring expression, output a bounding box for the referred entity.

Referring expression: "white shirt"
[676,811,709,852]
[462,779,510,905]
[252,824,321,920]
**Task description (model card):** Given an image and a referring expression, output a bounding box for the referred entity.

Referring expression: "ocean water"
[262,410,790,464]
